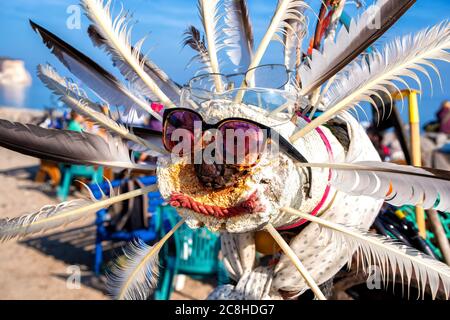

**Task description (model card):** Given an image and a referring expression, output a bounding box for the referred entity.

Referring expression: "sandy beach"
[0,107,213,300]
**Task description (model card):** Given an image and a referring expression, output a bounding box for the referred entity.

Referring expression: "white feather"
[284,15,308,71]
[223,0,254,71]
[282,207,450,300]
[198,0,224,91]
[107,219,185,300]
[291,22,450,141]
[0,185,157,243]
[107,239,160,300]
[251,0,308,70]
[0,199,95,242]
[81,0,175,110]
[297,161,450,212]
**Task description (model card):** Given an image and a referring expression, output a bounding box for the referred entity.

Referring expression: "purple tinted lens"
[219,121,264,165]
[164,110,202,152]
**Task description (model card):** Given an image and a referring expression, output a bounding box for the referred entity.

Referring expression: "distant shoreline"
[0,105,44,123]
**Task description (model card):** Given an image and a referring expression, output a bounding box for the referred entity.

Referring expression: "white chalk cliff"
[0,58,32,86]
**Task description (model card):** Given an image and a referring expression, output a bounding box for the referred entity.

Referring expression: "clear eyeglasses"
[181,64,302,117]
[188,64,294,94]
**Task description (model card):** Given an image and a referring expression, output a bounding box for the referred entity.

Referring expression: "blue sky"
[0,0,449,124]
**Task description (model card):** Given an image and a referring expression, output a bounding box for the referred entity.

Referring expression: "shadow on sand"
[20,225,124,295]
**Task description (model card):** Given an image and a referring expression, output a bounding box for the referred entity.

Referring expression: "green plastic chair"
[154,206,228,300]
[57,165,104,201]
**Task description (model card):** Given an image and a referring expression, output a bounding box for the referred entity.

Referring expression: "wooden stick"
[265,223,327,300]
[427,209,450,265]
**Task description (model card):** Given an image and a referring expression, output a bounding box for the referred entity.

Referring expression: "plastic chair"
[35,160,61,187]
[90,176,162,275]
[154,206,229,300]
[400,205,450,260]
[57,165,104,201]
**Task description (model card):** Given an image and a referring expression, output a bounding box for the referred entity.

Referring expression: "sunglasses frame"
[162,108,311,168]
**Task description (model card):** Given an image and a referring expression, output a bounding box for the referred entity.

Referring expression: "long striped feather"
[0,120,155,170]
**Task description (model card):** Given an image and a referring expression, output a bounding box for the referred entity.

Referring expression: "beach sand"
[0,107,213,300]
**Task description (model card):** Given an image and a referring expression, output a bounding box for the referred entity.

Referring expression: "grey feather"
[0,119,155,170]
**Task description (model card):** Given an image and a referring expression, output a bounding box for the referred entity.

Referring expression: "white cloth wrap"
[272,112,384,293]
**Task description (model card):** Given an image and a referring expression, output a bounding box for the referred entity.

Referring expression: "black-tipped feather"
[30,20,158,119]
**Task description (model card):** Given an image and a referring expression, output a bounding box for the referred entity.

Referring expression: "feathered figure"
[0,0,450,301]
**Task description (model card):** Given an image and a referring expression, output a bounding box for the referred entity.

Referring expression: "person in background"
[67,110,85,132]
[367,126,391,161]
[424,100,450,134]
[437,100,450,134]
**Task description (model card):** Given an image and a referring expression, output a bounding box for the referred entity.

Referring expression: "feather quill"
[291,22,450,141]
[198,0,224,91]
[0,119,155,170]
[87,24,181,104]
[299,0,416,95]
[0,185,157,242]
[30,20,161,121]
[81,0,175,108]
[37,64,166,155]
[107,219,185,300]
[281,207,450,299]
[223,0,254,71]
[296,161,450,212]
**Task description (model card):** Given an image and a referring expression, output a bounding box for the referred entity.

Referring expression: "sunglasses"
[162,108,311,170]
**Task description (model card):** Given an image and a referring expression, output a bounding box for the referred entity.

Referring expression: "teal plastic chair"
[57,165,104,201]
[400,205,450,260]
[154,206,229,300]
